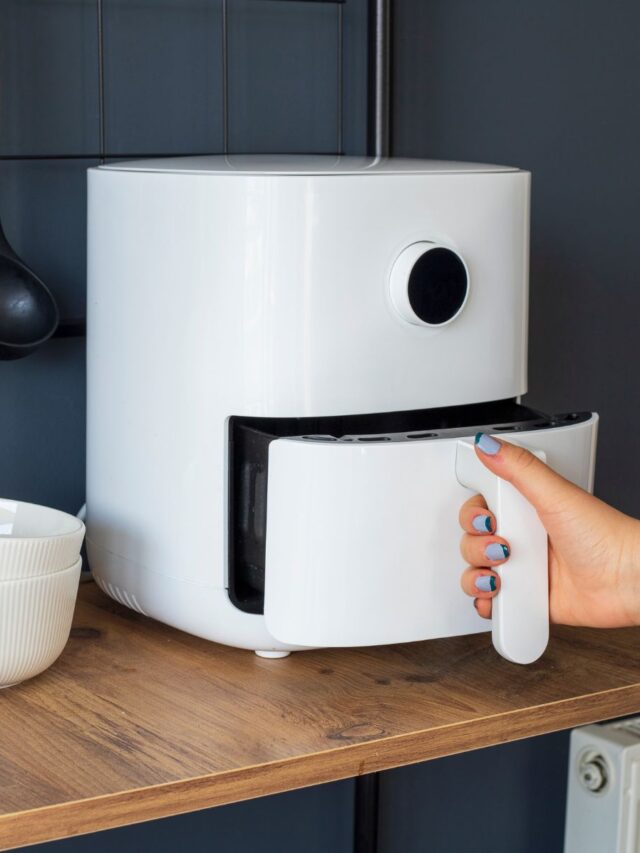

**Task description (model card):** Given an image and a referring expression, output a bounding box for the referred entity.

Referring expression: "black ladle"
[0,218,59,360]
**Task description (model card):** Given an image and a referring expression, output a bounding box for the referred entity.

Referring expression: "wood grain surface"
[1,582,639,849]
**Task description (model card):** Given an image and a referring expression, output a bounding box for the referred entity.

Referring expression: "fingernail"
[475,432,501,455]
[485,542,510,561]
[475,575,497,593]
[472,514,493,533]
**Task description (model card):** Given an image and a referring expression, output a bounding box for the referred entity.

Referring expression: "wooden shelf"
[1,582,640,849]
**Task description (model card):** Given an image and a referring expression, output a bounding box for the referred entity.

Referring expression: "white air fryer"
[86,155,598,663]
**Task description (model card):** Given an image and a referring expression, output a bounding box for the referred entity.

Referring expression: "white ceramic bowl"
[0,558,82,688]
[0,498,85,579]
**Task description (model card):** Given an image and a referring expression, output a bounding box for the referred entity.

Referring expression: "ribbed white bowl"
[0,498,85,580]
[0,558,82,688]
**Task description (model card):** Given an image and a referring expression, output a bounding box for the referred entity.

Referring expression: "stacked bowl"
[0,498,85,688]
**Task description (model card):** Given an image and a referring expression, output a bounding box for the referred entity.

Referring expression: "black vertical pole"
[337,1,344,154]
[354,4,392,850]
[221,0,229,155]
[96,0,106,164]
[354,773,381,853]
[367,0,391,158]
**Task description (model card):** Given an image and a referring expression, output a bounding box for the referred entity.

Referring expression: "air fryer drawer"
[261,415,596,649]
[227,401,595,618]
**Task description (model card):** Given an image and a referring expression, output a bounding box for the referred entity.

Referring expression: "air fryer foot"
[254,650,291,659]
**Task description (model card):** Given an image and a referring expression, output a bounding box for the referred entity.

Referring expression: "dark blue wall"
[33,781,355,853]
[3,0,638,850]
[378,732,570,853]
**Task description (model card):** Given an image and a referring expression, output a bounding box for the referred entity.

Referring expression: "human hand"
[459,433,640,627]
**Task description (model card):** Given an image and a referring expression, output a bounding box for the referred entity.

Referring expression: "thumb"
[474,432,579,515]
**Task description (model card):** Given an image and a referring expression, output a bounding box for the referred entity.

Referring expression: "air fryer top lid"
[98,154,520,177]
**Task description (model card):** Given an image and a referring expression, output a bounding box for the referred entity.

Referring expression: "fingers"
[461,565,500,603]
[459,492,505,622]
[474,432,582,516]
[474,597,492,619]
[458,493,495,535]
[460,532,510,566]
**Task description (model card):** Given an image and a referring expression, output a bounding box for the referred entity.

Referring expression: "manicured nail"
[475,575,497,593]
[475,432,501,455]
[485,543,509,561]
[472,514,493,533]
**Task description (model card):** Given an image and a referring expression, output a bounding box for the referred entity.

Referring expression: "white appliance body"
[86,155,597,657]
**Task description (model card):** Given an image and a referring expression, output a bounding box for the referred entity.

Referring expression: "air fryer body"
[86,156,597,654]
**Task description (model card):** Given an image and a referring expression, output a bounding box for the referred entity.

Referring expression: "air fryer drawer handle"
[455,439,549,664]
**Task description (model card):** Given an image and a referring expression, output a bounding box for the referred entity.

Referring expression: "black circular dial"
[407,248,468,325]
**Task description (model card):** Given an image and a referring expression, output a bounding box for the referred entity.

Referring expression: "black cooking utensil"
[0,219,59,360]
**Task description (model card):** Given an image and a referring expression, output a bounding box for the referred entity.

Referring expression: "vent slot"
[94,574,147,616]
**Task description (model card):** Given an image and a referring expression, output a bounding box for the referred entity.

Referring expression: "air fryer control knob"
[390,242,469,327]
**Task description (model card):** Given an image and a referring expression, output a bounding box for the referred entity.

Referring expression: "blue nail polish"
[475,432,501,455]
[475,575,497,592]
[485,542,509,561]
[472,514,493,533]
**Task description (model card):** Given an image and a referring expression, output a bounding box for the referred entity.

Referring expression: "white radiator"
[565,718,640,852]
